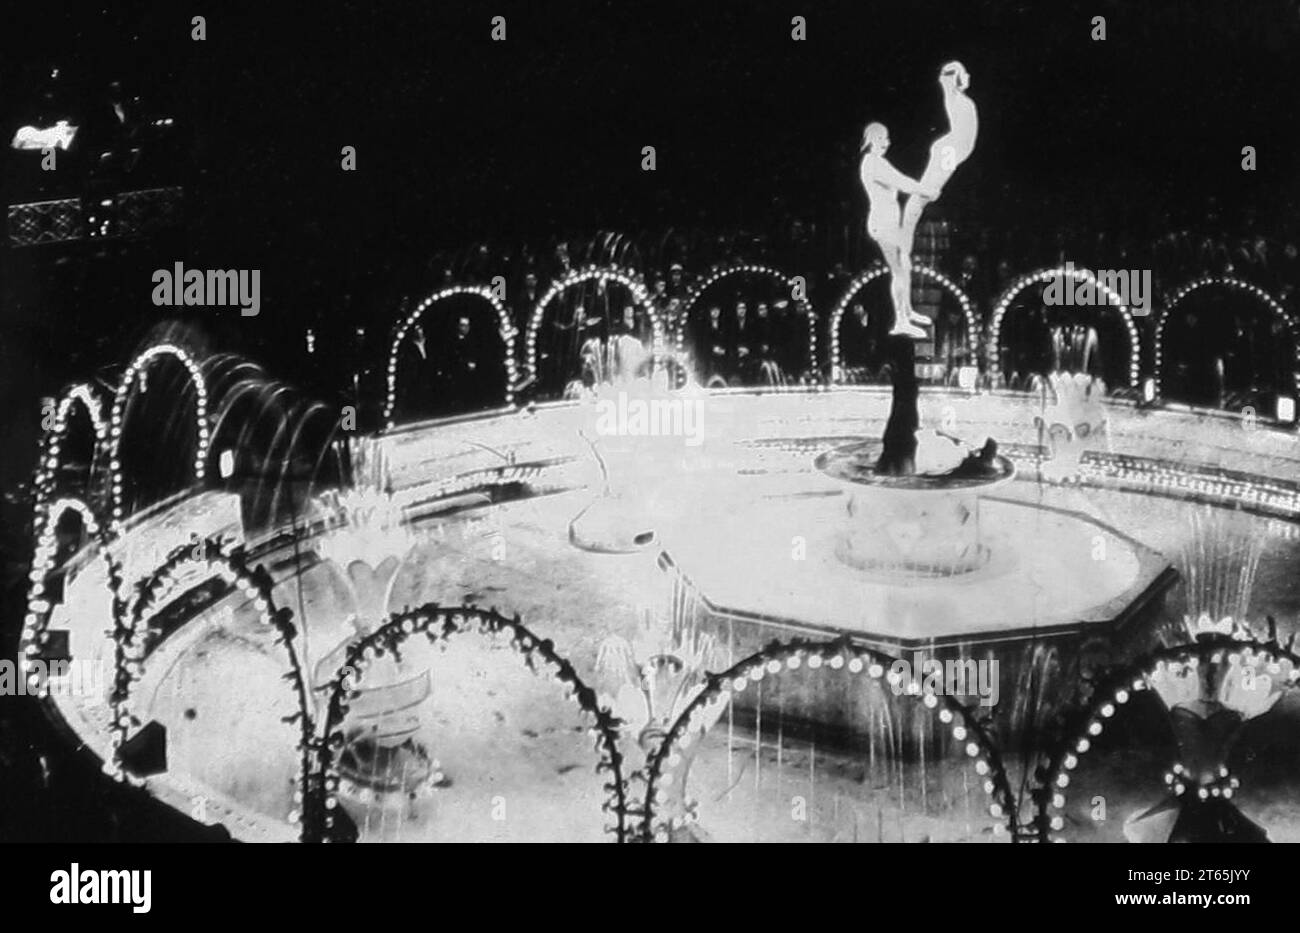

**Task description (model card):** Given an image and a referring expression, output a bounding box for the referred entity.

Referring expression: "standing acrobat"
[860,123,940,338]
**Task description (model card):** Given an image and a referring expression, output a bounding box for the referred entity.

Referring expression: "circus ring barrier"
[101,342,211,531]
[384,285,520,428]
[989,266,1143,389]
[1036,632,1300,843]
[828,264,981,380]
[1152,275,1300,404]
[638,637,1018,843]
[28,385,1300,841]
[524,264,665,384]
[677,263,817,376]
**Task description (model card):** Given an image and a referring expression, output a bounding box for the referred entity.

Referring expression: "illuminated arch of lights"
[115,539,314,824]
[827,264,980,379]
[107,344,210,531]
[988,267,1142,388]
[1036,634,1300,842]
[383,285,519,429]
[26,385,114,672]
[677,263,815,373]
[308,603,629,843]
[20,497,124,697]
[1153,276,1300,398]
[33,383,108,506]
[640,638,1017,843]
[524,265,663,380]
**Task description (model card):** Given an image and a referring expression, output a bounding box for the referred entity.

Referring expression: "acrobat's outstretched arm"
[867,158,940,199]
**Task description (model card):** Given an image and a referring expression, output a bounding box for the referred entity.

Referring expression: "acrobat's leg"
[891,208,933,327]
[902,152,953,271]
[899,192,930,270]
[893,239,914,320]
[894,203,929,328]
[872,233,902,317]
[876,237,926,339]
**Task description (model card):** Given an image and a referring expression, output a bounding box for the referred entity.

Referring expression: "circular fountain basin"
[816,440,1016,577]
[815,440,1016,492]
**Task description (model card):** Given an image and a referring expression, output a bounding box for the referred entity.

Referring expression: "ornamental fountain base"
[658,477,1176,738]
[816,440,1014,579]
[657,337,1176,743]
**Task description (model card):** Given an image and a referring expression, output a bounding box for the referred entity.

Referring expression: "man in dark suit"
[515,271,542,331]
[754,302,775,367]
[696,305,728,383]
[733,301,755,383]
[841,302,876,376]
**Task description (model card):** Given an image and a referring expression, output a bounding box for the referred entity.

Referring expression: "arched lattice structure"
[1153,276,1300,398]
[309,603,629,843]
[677,263,815,373]
[107,344,210,530]
[640,638,1017,843]
[1035,632,1300,842]
[33,383,108,506]
[116,539,314,837]
[383,285,519,428]
[828,264,980,378]
[989,267,1142,388]
[524,265,663,379]
[20,497,124,696]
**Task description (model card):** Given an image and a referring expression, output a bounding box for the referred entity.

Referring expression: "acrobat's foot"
[907,312,933,326]
[889,322,928,340]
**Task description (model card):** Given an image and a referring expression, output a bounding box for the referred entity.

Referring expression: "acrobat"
[859,124,939,338]
[897,62,979,300]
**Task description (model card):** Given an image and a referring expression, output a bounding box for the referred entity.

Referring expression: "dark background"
[2,0,1295,463]
[3,0,1297,320]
